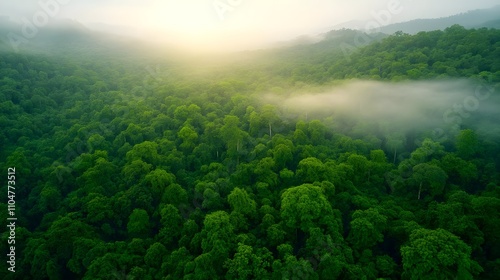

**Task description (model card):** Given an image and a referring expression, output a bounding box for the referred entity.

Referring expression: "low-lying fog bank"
[264,79,499,142]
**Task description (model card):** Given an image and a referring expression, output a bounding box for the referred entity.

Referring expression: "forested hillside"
[1,25,500,279]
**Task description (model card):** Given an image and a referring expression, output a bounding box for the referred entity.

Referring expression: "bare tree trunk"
[236,140,240,166]
[269,122,272,138]
[393,148,397,164]
[418,182,422,200]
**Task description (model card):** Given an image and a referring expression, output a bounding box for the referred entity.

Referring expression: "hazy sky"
[1,0,499,51]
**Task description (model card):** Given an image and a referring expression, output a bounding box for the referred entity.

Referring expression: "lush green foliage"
[1,26,499,279]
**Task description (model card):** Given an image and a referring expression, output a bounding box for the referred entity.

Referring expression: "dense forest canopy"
[1,24,500,279]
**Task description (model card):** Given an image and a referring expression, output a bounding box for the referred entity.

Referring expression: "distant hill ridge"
[375,5,500,34]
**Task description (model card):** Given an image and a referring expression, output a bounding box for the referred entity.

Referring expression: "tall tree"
[227,187,257,218]
[411,163,447,200]
[347,208,387,251]
[456,129,479,160]
[127,209,151,238]
[401,228,482,279]
[281,184,334,233]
